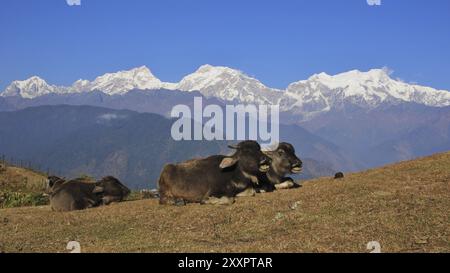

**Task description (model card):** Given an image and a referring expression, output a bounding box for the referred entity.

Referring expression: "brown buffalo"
[257,142,303,192]
[47,175,66,190]
[49,177,100,212]
[48,175,130,211]
[95,176,131,205]
[158,140,271,205]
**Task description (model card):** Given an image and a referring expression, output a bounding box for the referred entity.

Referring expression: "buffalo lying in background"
[334,172,344,179]
[257,142,303,192]
[48,176,130,212]
[49,178,99,212]
[47,175,66,189]
[158,140,271,205]
[95,176,131,205]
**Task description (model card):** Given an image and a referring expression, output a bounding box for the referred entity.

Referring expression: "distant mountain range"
[2,65,450,117]
[1,65,449,186]
[0,105,348,189]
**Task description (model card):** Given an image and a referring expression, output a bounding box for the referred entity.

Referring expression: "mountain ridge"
[2,65,449,115]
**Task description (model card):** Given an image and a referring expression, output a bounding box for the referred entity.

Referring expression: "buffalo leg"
[202,196,235,205]
[236,187,256,197]
[159,190,179,205]
[275,181,295,190]
[174,198,186,206]
[159,195,176,205]
[84,197,99,208]
[102,195,123,205]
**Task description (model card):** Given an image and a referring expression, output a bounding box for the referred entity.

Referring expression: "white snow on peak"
[176,64,246,91]
[71,79,90,93]
[86,66,165,95]
[285,68,450,114]
[1,76,59,99]
[176,64,283,104]
[307,68,391,90]
[0,66,178,99]
[1,66,449,113]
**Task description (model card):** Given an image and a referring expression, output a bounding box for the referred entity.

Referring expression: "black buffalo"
[158,140,271,205]
[334,172,344,179]
[257,142,303,192]
[48,176,130,212]
[47,175,66,190]
[95,176,131,205]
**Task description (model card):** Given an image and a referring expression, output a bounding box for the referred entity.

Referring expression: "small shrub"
[0,191,49,208]
[125,191,143,201]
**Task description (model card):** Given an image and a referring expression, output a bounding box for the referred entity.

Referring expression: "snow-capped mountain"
[1,66,175,98]
[284,68,450,116]
[1,76,68,99]
[2,65,450,115]
[176,64,284,104]
[84,66,168,95]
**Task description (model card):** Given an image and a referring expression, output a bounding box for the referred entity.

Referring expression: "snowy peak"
[87,66,164,95]
[286,68,450,115]
[1,66,449,112]
[69,79,91,94]
[176,64,282,103]
[1,76,57,99]
[198,64,239,74]
[176,64,246,91]
[299,68,392,91]
[0,66,172,98]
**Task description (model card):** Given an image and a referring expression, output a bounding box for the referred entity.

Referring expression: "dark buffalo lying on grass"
[95,176,131,205]
[334,172,344,179]
[158,140,271,205]
[48,176,130,212]
[47,175,66,189]
[257,142,303,192]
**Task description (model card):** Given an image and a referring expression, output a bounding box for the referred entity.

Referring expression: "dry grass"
[0,166,49,208]
[0,152,449,253]
[0,166,48,193]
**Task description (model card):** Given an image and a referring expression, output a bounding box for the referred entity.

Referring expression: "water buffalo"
[257,142,303,192]
[158,140,271,205]
[94,176,131,205]
[334,172,344,179]
[48,176,130,211]
[49,178,100,212]
[47,175,66,190]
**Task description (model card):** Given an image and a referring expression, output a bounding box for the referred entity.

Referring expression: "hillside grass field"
[0,164,49,208]
[0,165,48,192]
[0,152,449,253]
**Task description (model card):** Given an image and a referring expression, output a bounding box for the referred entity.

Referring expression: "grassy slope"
[0,166,48,192]
[0,152,449,253]
[0,166,50,208]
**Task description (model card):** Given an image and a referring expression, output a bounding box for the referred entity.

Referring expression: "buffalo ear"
[92,186,104,194]
[219,157,239,169]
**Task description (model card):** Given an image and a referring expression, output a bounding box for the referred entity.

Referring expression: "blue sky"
[0,0,449,90]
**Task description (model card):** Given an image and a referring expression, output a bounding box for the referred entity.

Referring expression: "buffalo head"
[264,142,303,176]
[219,140,272,176]
[93,176,131,205]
